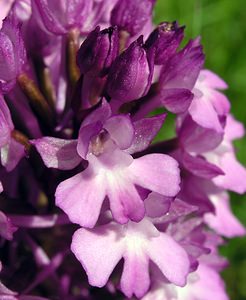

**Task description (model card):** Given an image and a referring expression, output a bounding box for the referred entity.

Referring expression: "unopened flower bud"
[145,21,184,65]
[110,0,156,36]
[106,36,154,102]
[77,26,119,76]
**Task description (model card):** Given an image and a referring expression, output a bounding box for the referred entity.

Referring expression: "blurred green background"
[154,0,246,299]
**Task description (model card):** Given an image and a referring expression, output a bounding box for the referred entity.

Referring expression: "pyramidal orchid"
[0,1,245,299]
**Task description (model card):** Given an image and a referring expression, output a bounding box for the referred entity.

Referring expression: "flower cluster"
[0,0,245,299]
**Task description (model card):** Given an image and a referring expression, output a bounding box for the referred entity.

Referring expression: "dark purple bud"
[106,36,154,102]
[145,21,184,65]
[110,0,156,36]
[77,26,119,76]
[0,15,26,93]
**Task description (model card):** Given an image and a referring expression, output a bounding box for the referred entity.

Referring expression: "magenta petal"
[205,193,246,238]
[20,297,50,300]
[55,170,106,228]
[77,122,103,159]
[32,0,67,34]
[0,210,17,240]
[0,31,15,81]
[160,88,193,114]
[146,232,190,286]
[0,94,13,147]
[145,192,172,218]
[121,253,150,298]
[178,116,223,154]
[32,137,82,170]
[110,0,155,36]
[129,154,180,197]
[182,152,224,179]
[153,198,198,224]
[66,0,93,29]
[0,15,26,93]
[127,113,166,154]
[1,138,25,172]
[179,175,215,214]
[160,38,204,91]
[0,279,17,297]
[71,224,124,287]
[82,98,111,127]
[104,115,134,150]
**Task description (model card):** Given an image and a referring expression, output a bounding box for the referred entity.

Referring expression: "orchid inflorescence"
[0,0,245,299]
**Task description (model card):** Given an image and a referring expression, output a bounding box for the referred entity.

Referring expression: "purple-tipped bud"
[0,15,26,93]
[77,26,119,76]
[145,21,185,65]
[106,36,154,102]
[110,0,156,36]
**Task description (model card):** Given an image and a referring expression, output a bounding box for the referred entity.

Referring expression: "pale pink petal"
[210,90,230,116]
[71,224,124,287]
[213,152,246,194]
[0,0,14,28]
[225,114,245,141]
[55,169,106,228]
[177,263,229,300]
[146,232,190,286]
[201,70,228,89]
[32,137,81,170]
[129,154,181,197]
[205,193,246,238]
[106,176,145,223]
[121,253,150,298]
[141,284,173,300]
[189,95,223,133]
[104,115,134,150]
